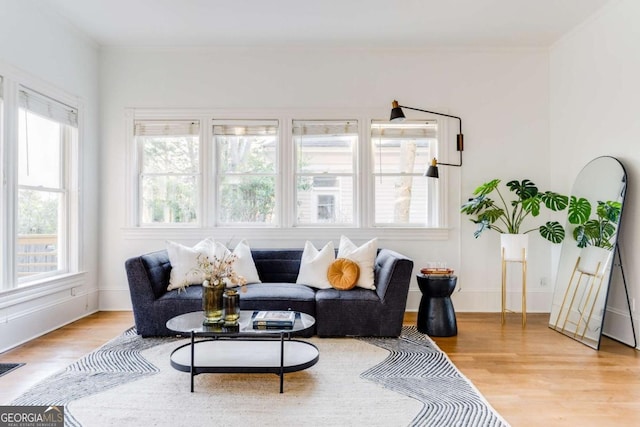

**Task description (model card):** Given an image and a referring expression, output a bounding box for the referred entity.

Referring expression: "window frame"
[0,74,82,292]
[126,108,453,241]
[212,119,280,227]
[135,119,202,227]
[370,119,441,228]
[292,119,358,227]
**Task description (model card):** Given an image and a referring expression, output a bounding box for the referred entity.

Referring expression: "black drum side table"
[416,275,458,337]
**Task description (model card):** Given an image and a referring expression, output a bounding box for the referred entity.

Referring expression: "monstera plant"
[568,197,621,249]
[461,179,569,243]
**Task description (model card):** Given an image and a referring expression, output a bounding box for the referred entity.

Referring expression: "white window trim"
[369,119,448,228]
[124,107,458,241]
[135,119,202,227]
[0,62,83,293]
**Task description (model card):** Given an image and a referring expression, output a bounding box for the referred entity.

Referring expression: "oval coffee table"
[166,310,318,393]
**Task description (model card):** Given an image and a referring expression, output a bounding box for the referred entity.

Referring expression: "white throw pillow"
[231,240,261,285]
[296,241,336,289]
[166,238,216,291]
[337,235,378,290]
[212,240,262,285]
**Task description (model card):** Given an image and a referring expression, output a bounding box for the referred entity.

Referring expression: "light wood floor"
[1,311,639,426]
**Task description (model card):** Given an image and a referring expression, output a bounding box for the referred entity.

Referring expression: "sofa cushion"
[139,251,172,300]
[166,238,215,291]
[157,284,202,300]
[337,236,378,290]
[214,240,261,285]
[327,258,359,290]
[295,241,335,289]
[315,287,380,303]
[238,283,316,316]
[252,250,304,283]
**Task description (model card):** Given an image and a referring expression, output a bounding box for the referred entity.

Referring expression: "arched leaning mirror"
[549,156,634,349]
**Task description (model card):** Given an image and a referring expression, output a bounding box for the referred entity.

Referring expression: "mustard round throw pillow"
[327,258,360,290]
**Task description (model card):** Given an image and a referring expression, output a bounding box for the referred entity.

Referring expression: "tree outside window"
[214,121,278,225]
[371,121,438,226]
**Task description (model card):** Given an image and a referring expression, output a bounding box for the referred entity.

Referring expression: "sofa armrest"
[374,249,413,305]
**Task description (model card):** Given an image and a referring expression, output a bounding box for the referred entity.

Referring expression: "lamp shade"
[424,158,439,178]
[389,100,464,178]
[390,100,406,122]
[425,165,439,178]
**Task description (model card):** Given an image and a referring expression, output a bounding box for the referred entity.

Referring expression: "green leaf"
[597,200,621,224]
[522,197,541,216]
[540,191,569,211]
[474,179,501,196]
[568,196,591,225]
[539,221,565,243]
[506,179,538,200]
[461,194,493,215]
[472,219,491,238]
[583,219,600,240]
[572,225,589,248]
[477,208,505,224]
[601,222,617,243]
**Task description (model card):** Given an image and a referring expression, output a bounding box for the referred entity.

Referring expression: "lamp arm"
[434,152,462,168]
[397,103,464,169]
[398,105,463,135]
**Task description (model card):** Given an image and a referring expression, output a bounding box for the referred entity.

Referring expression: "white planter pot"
[577,246,612,276]
[500,234,528,262]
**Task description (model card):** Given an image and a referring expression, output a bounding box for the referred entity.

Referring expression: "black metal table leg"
[190,331,195,392]
[279,332,285,393]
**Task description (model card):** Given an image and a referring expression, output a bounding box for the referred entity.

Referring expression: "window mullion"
[2,78,19,288]
[280,117,292,228]
[200,116,211,228]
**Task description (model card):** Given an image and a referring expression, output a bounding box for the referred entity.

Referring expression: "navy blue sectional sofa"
[124,248,413,337]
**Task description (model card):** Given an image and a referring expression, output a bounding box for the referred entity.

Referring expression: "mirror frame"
[548,156,634,349]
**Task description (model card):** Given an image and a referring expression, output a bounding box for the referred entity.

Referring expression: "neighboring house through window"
[128,112,447,232]
[371,121,439,227]
[293,120,357,226]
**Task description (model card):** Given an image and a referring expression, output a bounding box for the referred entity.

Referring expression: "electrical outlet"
[540,277,548,287]
[71,287,77,296]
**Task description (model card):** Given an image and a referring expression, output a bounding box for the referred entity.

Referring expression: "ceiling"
[43,0,612,48]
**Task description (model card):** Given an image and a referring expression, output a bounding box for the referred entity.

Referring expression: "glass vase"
[202,279,225,325]
[223,288,240,325]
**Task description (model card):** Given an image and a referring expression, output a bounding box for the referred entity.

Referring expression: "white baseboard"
[98,289,133,311]
[409,288,553,313]
[602,306,637,348]
[0,290,99,353]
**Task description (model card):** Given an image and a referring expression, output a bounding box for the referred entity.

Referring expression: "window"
[135,120,200,226]
[16,88,78,282]
[213,120,278,225]
[293,120,357,226]
[128,111,447,233]
[371,121,438,226]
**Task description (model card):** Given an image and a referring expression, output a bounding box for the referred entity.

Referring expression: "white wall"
[100,46,554,314]
[550,0,640,346]
[0,0,100,351]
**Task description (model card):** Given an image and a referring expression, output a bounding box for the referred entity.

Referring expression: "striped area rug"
[13,327,508,427]
[0,363,24,378]
[361,328,509,426]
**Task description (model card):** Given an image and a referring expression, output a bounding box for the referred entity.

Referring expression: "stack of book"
[420,267,454,276]
[252,311,296,329]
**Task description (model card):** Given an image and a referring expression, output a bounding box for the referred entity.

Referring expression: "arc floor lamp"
[390,100,464,178]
